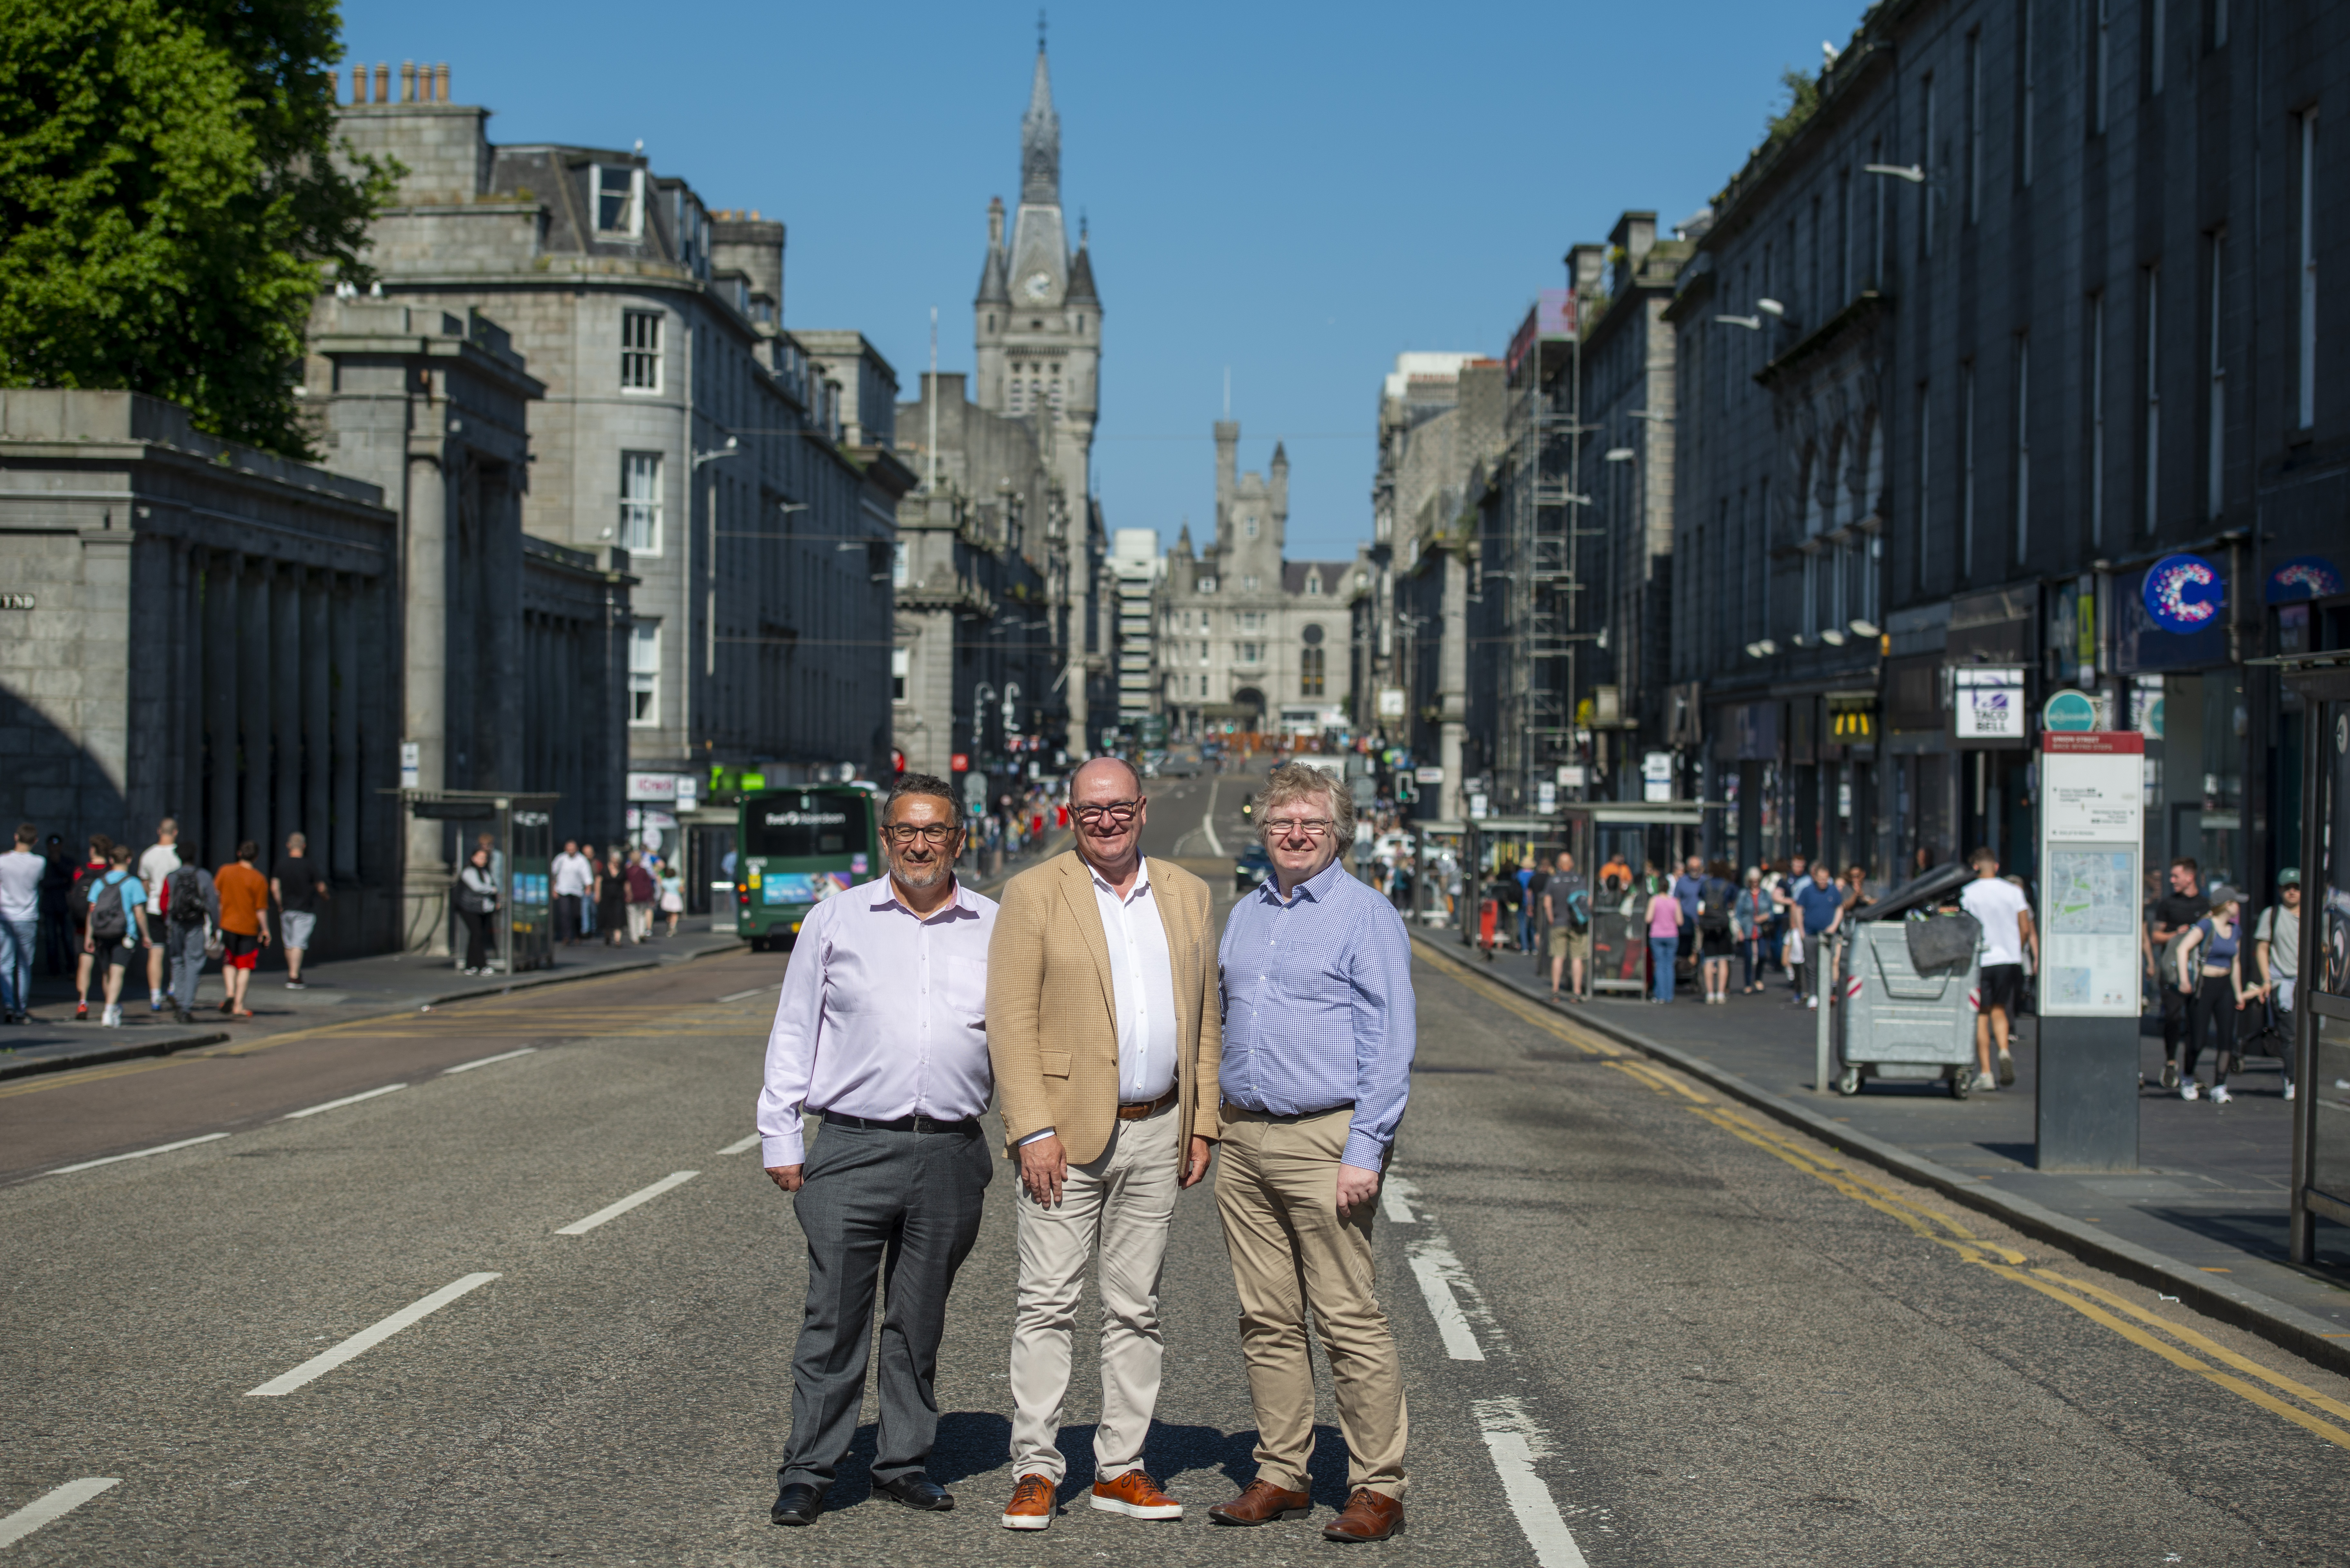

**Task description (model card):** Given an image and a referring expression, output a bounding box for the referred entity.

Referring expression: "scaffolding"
[1494,294,1590,811]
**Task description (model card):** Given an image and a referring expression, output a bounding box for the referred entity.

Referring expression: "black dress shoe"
[874,1474,955,1511]
[771,1480,825,1526]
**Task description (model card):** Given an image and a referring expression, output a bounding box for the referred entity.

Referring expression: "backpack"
[167,865,208,928]
[1566,885,1591,931]
[66,867,97,924]
[1699,877,1735,936]
[88,874,130,942]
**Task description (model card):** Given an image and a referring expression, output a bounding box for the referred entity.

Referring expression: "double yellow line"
[1416,937,2350,1451]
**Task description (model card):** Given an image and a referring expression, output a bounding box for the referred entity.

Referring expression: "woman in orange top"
[213,840,272,1018]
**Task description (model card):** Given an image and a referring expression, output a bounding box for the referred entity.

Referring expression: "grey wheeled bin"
[1834,862,1983,1099]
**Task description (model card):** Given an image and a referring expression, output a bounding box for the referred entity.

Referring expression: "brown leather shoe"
[1207,1479,1312,1526]
[1090,1468,1182,1519]
[1322,1487,1404,1542]
[1001,1472,1057,1531]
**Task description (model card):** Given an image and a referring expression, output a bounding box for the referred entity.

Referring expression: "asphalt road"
[5,767,2348,1563]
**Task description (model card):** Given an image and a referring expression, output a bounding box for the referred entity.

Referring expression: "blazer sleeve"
[987,873,1053,1149]
[1190,879,1224,1140]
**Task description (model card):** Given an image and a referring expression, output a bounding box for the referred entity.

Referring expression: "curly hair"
[1255,761,1355,848]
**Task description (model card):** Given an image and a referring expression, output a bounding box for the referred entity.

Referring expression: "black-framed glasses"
[883,823,960,846]
[1073,799,1142,825]
[1264,817,1336,839]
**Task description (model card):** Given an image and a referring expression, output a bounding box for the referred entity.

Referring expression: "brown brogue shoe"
[1322,1487,1404,1542]
[1001,1472,1057,1531]
[1207,1479,1312,1526]
[1090,1469,1183,1519]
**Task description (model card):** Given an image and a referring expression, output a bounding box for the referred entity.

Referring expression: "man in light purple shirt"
[757,773,997,1529]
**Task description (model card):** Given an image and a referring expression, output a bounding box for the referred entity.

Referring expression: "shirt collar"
[1264,855,1348,906]
[1087,853,1150,901]
[868,872,976,922]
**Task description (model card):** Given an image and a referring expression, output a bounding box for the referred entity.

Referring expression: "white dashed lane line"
[0,1477,121,1549]
[716,1133,764,1156]
[442,1047,538,1074]
[1474,1398,1592,1568]
[246,1273,501,1396]
[553,1171,700,1236]
[46,1132,229,1176]
[281,1083,406,1119]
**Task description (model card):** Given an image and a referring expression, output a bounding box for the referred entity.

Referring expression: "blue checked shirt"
[1218,857,1417,1172]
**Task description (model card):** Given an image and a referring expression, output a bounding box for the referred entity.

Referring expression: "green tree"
[0,0,393,457]
[1763,65,1824,152]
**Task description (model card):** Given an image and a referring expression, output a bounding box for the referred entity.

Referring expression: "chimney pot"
[350,63,366,104]
[435,63,449,103]
[400,60,416,103]
[374,63,390,103]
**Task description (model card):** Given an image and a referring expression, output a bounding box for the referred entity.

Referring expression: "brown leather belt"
[1116,1087,1178,1122]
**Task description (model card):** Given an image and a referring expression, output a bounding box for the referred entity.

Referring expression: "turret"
[1213,420,1239,545]
[1269,440,1289,530]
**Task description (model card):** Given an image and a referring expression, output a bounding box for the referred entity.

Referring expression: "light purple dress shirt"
[755,874,999,1167]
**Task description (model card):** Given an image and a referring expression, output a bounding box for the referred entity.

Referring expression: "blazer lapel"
[1057,853,1119,1035]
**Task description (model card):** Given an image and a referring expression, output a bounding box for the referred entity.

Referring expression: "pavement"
[1432,919,2350,1360]
[6,772,2348,1562]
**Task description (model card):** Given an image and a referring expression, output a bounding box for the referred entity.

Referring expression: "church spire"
[1020,38,1059,205]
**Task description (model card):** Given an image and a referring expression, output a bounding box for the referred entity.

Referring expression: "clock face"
[1022,271,1053,301]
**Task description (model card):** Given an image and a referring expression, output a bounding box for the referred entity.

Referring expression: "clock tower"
[973,35,1099,514]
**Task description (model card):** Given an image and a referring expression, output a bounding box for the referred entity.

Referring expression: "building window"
[595,164,643,236]
[1243,516,1258,539]
[2088,293,2106,546]
[1964,30,1982,225]
[1198,576,1216,593]
[1238,642,1262,665]
[891,647,909,703]
[628,623,660,726]
[2093,0,2110,135]
[1243,575,1259,592]
[2144,265,2161,533]
[1300,646,1325,697]
[621,310,662,391]
[1920,76,1937,254]
[892,541,909,588]
[2145,0,2166,94]
[1913,384,1930,592]
[2207,231,2227,518]
[2212,0,2227,49]
[619,451,662,554]
[2299,112,2318,430]
[2018,0,2035,186]
[2013,333,2031,562]
[1305,572,1322,596]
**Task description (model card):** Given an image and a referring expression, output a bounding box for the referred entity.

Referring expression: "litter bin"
[1836,861,1982,1098]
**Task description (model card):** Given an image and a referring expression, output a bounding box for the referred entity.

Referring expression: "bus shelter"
[1457,816,1568,956]
[1406,820,1466,930]
[396,790,558,974]
[1554,801,1724,995]
[2282,652,2350,1266]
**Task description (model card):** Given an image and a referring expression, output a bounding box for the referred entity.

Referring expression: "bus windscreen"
[743,797,867,860]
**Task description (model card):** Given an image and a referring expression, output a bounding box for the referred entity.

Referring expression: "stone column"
[302,574,332,881]
[331,573,360,887]
[272,565,301,860]
[403,440,451,955]
[205,553,240,869]
[1438,544,1468,822]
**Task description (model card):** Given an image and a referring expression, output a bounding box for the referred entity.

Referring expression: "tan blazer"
[986,850,1223,1166]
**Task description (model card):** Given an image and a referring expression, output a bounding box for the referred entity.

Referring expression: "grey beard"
[893,857,952,892]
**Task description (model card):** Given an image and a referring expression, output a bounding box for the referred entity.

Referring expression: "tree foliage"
[0,0,393,457]
[1763,65,1825,153]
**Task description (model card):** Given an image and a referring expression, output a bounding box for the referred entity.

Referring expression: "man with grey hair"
[758,772,996,1528]
[1207,760,1415,1543]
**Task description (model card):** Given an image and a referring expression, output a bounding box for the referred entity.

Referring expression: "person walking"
[1644,874,1685,1003]
[159,847,217,1023]
[2175,886,2251,1103]
[1732,868,1771,995]
[1206,761,1413,1543]
[135,818,182,1015]
[271,832,327,989]
[455,848,499,975]
[1789,862,1846,1011]
[213,842,271,1018]
[658,859,686,938]
[1544,849,1590,1002]
[1960,848,2037,1090]
[40,833,74,978]
[551,839,593,946]
[988,757,1221,1532]
[624,848,657,944]
[1696,860,1737,1004]
[596,847,628,946]
[2254,870,2303,1100]
[69,834,111,1019]
[0,824,42,1024]
[760,774,996,1529]
[1770,854,1811,995]
[1672,854,1705,984]
[2145,858,2207,1091]
[83,843,150,1027]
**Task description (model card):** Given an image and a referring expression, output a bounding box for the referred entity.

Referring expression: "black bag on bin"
[1905,912,1980,973]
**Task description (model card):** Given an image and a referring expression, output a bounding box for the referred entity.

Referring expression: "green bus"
[734,785,881,950]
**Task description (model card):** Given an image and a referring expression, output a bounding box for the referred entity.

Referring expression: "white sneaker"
[1973,1070,1998,1091]
[1806,996,1819,1009]
[2180,1081,2200,1101]
[101,1004,121,1027]
[2286,1082,2297,1102]
[2211,1084,2232,1105]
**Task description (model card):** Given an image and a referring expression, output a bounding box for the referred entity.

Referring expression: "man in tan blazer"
[987,755,1221,1531]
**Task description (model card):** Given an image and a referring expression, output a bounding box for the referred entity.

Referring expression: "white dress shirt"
[755,874,998,1167]
[1092,855,1179,1103]
[551,851,594,898]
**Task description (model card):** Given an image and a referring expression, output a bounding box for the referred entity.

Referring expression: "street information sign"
[2039,732,2145,1015]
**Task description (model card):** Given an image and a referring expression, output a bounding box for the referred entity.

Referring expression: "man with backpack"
[160,849,219,1023]
[1696,861,1738,1004]
[1544,850,1591,1002]
[82,842,150,1028]
[68,833,112,1020]
[2144,858,2207,1092]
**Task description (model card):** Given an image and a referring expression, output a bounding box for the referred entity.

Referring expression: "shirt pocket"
[943,954,988,1025]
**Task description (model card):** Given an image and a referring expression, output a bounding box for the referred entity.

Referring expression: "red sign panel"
[949,752,970,772]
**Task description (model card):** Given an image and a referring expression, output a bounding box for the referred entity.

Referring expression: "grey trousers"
[165,923,207,1011]
[779,1120,991,1491]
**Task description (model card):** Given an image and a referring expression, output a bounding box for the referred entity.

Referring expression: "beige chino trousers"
[1008,1102,1181,1483]
[1214,1104,1409,1499]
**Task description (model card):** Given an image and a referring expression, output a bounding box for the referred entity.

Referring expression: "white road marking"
[554,1170,699,1235]
[717,983,782,1003]
[1380,1173,1421,1223]
[1200,780,1225,857]
[717,1133,764,1155]
[245,1273,500,1396]
[442,1047,538,1075]
[1407,1242,1486,1360]
[0,1477,121,1549]
[1473,1397,1590,1568]
[47,1133,229,1175]
[281,1083,406,1119]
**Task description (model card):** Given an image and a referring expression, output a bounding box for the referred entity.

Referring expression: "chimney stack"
[434,63,449,103]
[350,64,365,104]
[400,61,416,103]
[374,62,389,103]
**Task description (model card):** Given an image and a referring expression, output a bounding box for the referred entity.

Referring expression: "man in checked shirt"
[1205,761,1416,1544]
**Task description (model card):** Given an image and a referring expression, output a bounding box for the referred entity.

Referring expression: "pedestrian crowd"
[546,838,688,964]
[754,759,1417,1542]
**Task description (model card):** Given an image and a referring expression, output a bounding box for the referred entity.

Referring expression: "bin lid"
[1853,861,1974,921]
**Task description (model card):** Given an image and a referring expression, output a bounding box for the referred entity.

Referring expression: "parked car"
[1234,843,1274,894]
[1160,744,1205,777]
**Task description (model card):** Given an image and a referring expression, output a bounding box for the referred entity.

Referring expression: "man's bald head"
[1070,755,1142,798]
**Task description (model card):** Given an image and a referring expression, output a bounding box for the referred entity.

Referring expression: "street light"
[1745,639,1779,659]
[1603,448,1636,463]
[1714,314,1763,331]
[1864,162,1926,183]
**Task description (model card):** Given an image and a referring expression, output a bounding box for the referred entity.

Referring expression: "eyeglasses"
[1073,800,1141,825]
[883,823,959,845]
[1264,817,1336,839]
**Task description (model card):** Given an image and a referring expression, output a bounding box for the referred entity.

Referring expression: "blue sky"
[340,0,1868,560]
